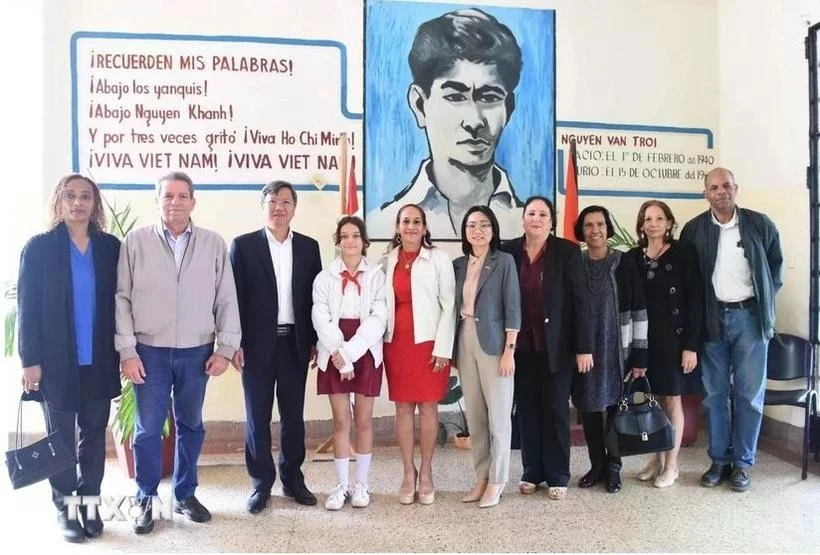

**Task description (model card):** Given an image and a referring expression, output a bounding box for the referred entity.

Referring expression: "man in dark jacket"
[680,167,783,493]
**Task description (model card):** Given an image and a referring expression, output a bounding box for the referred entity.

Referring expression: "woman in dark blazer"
[626,200,702,488]
[500,196,593,501]
[17,174,121,543]
[453,206,521,509]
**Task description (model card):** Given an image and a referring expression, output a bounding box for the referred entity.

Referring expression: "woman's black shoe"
[605,470,622,493]
[577,468,605,488]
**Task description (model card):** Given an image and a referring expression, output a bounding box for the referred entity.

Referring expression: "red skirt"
[317,318,383,396]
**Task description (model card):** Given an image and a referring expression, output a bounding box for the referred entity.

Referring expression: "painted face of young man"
[410,59,511,169]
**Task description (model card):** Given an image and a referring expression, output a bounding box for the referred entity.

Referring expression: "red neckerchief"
[341,269,363,294]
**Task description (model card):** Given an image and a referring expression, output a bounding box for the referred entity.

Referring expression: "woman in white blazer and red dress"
[383,203,456,506]
[312,216,387,511]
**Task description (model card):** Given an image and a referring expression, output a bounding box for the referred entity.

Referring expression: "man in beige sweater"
[115,171,240,535]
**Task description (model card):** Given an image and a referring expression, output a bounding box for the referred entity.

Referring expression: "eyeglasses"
[266,200,294,209]
[465,222,492,230]
[62,191,93,203]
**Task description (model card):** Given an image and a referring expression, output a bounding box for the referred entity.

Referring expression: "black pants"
[242,334,308,492]
[580,405,622,473]
[42,398,111,510]
[514,351,572,487]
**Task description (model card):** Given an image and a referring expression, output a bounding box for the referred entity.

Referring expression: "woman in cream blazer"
[382,203,456,506]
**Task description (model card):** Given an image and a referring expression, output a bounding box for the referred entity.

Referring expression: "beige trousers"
[457,318,514,484]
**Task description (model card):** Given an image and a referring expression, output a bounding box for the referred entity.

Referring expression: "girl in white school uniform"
[312,216,388,510]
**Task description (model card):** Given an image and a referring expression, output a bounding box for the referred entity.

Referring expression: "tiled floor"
[1,440,819,552]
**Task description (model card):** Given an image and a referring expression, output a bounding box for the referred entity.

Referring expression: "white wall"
[716,0,820,425]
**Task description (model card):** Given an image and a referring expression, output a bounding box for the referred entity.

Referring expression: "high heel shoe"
[478,483,504,508]
[398,470,417,505]
[653,466,679,488]
[418,490,435,505]
[418,472,435,505]
[462,480,488,503]
[637,456,663,482]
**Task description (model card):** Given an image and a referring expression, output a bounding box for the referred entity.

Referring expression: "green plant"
[608,213,638,251]
[3,280,16,358]
[437,375,469,445]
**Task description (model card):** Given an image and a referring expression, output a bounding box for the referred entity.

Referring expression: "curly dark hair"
[48,174,106,231]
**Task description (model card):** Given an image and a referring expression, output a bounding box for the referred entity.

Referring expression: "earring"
[395,233,402,244]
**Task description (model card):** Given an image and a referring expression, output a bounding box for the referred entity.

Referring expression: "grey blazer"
[452,250,521,362]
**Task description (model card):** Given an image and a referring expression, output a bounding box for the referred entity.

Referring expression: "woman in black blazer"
[17,174,121,543]
[501,196,593,501]
[626,200,702,488]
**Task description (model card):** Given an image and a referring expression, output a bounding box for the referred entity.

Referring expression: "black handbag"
[605,376,675,457]
[5,393,77,489]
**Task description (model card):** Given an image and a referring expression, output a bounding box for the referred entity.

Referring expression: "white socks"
[355,452,372,487]
[334,452,372,488]
[334,458,349,489]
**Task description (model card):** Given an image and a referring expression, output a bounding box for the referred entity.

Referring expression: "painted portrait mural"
[364,0,556,240]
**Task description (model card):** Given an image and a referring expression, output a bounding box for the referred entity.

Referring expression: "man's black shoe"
[282,483,317,506]
[700,463,733,487]
[80,506,104,538]
[247,490,271,514]
[133,499,154,535]
[605,470,622,493]
[729,466,751,492]
[577,468,605,489]
[58,508,86,543]
[174,495,212,523]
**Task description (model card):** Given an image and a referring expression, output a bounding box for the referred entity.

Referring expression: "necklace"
[643,243,669,265]
[583,251,613,296]
[399,248,418,270]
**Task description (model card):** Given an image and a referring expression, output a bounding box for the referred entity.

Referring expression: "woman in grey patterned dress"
[571,206,648,494]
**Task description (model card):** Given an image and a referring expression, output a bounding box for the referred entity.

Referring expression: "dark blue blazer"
[229,229,322,371]
[17,223,121,411]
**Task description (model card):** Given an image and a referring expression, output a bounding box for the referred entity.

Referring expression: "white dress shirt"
[162,222,192,273]
[711,210,755,302]
[366,159,524,240]
[265,227,295,324]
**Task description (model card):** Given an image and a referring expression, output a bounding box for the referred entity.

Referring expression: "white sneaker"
[324,484,349,510]
[350,482,370,508]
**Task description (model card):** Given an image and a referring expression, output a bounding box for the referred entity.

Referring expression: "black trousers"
[514,351,572,487]
[242,333,308,493]
[42,397,111,510]
[580,405,622,473]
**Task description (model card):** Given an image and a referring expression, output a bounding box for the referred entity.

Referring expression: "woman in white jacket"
[312,216,387,511]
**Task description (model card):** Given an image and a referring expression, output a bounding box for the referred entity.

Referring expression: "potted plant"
[438,375,471,449]
[104,197,175,478]
[3,280,16,358]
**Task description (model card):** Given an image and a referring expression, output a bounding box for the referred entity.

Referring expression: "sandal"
[547,486,567,501]
[518,481,537,495]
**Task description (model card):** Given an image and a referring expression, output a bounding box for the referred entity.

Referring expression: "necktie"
[341,270,363,294]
